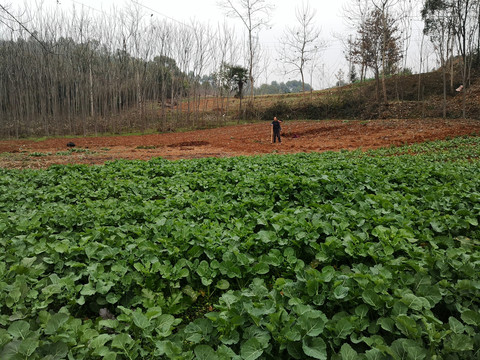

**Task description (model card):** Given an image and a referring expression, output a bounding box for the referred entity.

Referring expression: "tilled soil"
[1,118,479,169]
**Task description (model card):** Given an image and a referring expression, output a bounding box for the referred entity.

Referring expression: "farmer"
[271,116,282,143]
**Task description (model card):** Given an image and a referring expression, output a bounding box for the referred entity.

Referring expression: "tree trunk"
[442,63,447,119]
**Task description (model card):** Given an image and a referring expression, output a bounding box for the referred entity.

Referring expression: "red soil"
[1,118,479,169]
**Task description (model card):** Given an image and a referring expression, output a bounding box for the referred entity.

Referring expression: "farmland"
[1,136,479,359]
[1,118,480,169]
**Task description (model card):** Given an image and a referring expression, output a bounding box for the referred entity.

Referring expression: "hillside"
[156,70,480,132]
[248,70,479,121]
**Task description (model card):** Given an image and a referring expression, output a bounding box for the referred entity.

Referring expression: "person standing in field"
[271,116,282,143]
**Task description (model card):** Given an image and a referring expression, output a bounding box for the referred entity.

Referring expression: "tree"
[398,0,416,74]
[345,35,359,83]
[278,1,324,96]
[222,63,249,116]
[335,69,346,87]
[348,8,402,102]
[210,22,241,117]
[219,0,274,104]
[451,0,479,118]
[349,63,358,83]
[0,3,51,53]
[422,0,455,118]
[343,0,372,82]
[372,0,403,103]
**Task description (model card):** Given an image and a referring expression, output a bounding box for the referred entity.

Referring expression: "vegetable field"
[1,137,480,359]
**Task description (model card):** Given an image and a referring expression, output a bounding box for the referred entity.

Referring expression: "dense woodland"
[0,2,249,137]
[0,0,480,138]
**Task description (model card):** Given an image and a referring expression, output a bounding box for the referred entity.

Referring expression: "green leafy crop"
[0,137,479,359]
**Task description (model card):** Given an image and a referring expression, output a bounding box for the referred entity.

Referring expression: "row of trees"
[0,0,326,137]
[343,0,480,117]
[0,2,271,137]
[0,0,330,137]
[422,0,480,117]
[256,80,313,95]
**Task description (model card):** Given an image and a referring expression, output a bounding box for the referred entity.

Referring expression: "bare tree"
[348,7,402,102]
[0,2,53,53]
[209,22,240,118]
[371,0,401,103]
[0,1,283,137]
[452,0,479,118]
[218,0,274,104]
[278,1,324,96]
[398,0,416,73]
[343,0,372,81]
[422,0,455,118]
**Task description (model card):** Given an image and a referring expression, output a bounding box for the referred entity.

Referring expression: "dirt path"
[1,118,479,169]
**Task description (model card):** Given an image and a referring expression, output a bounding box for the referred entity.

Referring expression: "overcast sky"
[22,0,429,89]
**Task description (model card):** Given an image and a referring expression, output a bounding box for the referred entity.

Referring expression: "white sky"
[20,0,431,89]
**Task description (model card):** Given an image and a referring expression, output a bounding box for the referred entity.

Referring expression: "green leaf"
[194,345,218,360]
[302,337,327,360]
[112,333,133,350]
[252,262,269,275]
[45,313,69,335]
[80,283,96,296]
[219,261,241,278]
[156,314,175,336]
[430,220,445,233]
[362,289,382,309]
[319,266,335,282]
[377,317,395,332]
[340,343,358,360]
[466,217,478,226]
[400,293,428,311]
[298,314,327,337]
[333,285,349,299]
[20,257,37,267]
[19,338,39,357]
[448,317,465,334]
[106,292,121,304]
[417,284,442,307]
[45,341,69,360]
[284,326,302,341]
[7,321,30,339]
[220,293,238,308]
[461,310,480,326]
[355,304,369,318]
[287,342,303,359]
[132,310,150,329]
[0,340,22,360]
[146,307,163,320]
[102,352,117,360]
[257,230,275,244]
[0,329,12,348]
[445,334,474,351]
[372,225,389,240]
[395,315,420,338]
[217,345,237,360]
[390,339,427,360]
[365,348,387,360]
[89,334,112,349]
[216,279,230,290]
[240,338,263,360]
[336,318,353,338]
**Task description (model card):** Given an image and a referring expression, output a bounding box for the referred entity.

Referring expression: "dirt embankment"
[0,118,479,169]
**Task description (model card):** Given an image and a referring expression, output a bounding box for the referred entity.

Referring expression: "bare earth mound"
[1,118,479,169]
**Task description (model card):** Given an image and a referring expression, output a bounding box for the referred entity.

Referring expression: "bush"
[261,100,293,120]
